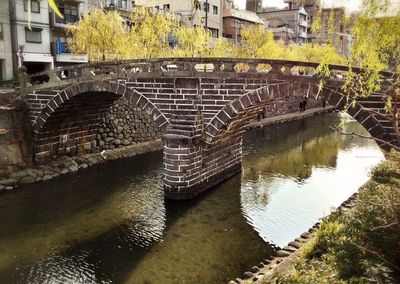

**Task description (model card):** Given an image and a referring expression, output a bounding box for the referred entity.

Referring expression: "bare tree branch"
[329,126,400,151]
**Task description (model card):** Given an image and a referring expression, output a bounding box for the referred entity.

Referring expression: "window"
[24,0,40,13]
[204,3,209,12]
[116,0,127,9]
[155,5,159,10]
[209,28,218,38]
[25,27,42,43]
[212,5,218,14]
[163,4,170,11]
[56,4,79,24]
[0,23,3,40]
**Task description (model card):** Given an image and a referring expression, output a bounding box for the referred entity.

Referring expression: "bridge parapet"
[21,57,394,93]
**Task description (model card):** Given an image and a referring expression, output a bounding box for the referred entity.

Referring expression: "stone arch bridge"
[21,58,398,199]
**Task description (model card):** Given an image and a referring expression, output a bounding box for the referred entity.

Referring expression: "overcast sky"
[235,0,362,12]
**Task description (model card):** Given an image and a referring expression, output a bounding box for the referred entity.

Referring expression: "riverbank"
[232,151,400,284]
[0,139,162,191]
[248,106,336,129]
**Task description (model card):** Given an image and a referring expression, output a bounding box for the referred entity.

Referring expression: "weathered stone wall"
[0,101,32,178]
[95,97,162,150]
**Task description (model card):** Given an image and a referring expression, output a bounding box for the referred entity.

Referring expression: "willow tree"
[209,38,238,57]
[238,25,284,58]
[173,26,210,57]
[66,8,128,61]
[127,7,181,58]
[341,0,400,148]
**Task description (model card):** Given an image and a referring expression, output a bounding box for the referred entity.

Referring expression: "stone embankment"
[95,97,161,150]
[229,192,359,284]
[0,139,162,191]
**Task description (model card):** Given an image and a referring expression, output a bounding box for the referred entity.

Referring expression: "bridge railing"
[20,57,395,92]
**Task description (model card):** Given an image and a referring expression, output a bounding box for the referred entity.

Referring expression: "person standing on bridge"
[299,100,304,112]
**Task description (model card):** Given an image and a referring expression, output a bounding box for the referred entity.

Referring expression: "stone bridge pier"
[19,58,398,199]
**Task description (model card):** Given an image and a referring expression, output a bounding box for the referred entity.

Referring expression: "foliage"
[341,1,400,145]
[127,7,180,58]
[238,25,284,59]
[276,151,400,283]
[173,26,210,57]
[66,8,128,61]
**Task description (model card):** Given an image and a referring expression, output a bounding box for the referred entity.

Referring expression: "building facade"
[8,0,54,75]
[258,6,309,43]
[135,0,223,38]
[0,0,13,81]
[223,0,263,43]
[50,0,88,68]
[320,7,352,57]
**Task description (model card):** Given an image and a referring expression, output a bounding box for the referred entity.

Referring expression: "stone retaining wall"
[95,97,162,150]
[0,101,32,178]
[0,140,162,191]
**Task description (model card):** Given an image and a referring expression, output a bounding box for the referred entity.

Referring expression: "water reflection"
[241,113,384,247]
[0,113,384,283]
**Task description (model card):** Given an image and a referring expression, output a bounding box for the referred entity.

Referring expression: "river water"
[0,113,384,284]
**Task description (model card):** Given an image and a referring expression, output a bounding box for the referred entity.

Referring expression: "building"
[268,25,294,44]
[257,6,309,43]
[8,0,54,75]
[245,0,262,13]
[135,0,223,38]
[223,0,264,43]
[50,0,89,68]
[0,0,13,81]
[319,7,352,57]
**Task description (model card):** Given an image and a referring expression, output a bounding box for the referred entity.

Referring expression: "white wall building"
[0,0,13,81]
[9,0,54,74]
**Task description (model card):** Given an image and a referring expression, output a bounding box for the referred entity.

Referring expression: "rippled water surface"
[0,113,383,283]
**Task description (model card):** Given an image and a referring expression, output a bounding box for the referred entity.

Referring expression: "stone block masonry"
[0,101,32,178]
[95,97,162,150]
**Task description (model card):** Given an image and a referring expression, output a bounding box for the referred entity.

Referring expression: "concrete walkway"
[248,106,336,129]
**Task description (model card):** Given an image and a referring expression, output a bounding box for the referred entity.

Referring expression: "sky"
[235,0,363,12]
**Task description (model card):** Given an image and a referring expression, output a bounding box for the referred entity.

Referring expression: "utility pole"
[204,0,208,29]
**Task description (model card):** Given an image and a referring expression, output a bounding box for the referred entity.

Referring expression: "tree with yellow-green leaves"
[340,1,400,148]
[173,26,210,57]
[127,7,180,58]
[209,38,238,58]
[66,8,128,61]
[238,25,284,59]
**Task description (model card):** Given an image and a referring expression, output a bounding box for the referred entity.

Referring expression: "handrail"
[22,57,396,91]
[26,57,396,78]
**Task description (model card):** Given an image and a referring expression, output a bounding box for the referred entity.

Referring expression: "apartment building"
[245,0,262,13]
[223,0,263,43]
[50,0,89,68]
[284,0,320,41]
[258,6,309,43]
[0,0,13,81]
[8,0,54,75]
[135,0,223,38]
[320,7,352,57]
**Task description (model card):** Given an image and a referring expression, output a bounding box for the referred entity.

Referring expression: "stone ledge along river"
[0,113,384,284]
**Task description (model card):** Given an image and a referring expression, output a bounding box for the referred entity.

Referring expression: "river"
[0,113,384,283]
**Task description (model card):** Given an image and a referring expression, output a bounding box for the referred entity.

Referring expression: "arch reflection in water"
[241,113,384,247]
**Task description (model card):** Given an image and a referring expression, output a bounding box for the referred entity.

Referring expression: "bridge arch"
[32,80,168,163]
[204,82,390,150]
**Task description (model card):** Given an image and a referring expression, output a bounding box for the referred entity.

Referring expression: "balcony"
[53,42,88,64]
[299,19,308,27]
[54,14,79,26]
